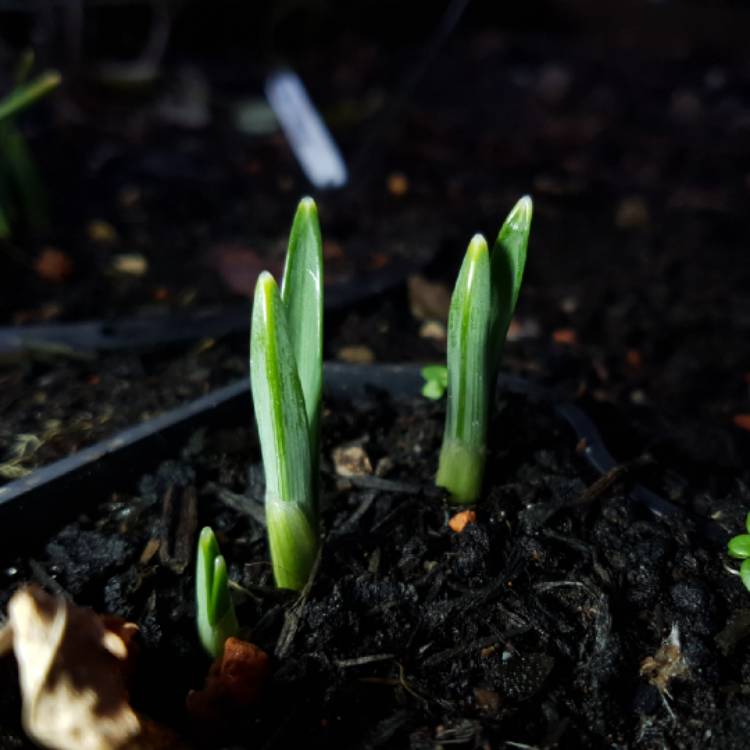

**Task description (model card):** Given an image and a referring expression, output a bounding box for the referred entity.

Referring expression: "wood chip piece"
[407,275,451,322]
[333,445,373,478]
[336,345,375,364]
[640,623,688,694]
[111,254,148,276]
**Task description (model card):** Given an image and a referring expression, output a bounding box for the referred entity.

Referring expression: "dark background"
[0,0,748,471]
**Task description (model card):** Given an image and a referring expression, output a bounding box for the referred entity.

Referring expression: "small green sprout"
[196,526,239,659]
[436,197,532,504]
[250,197,322,590]
[0,52,61,239]
[421,364,448,400]
[727,512,750,592]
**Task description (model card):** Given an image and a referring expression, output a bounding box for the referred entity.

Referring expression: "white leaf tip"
[467,233,488,257]
[298,196,317,212]
[511,195,533,224]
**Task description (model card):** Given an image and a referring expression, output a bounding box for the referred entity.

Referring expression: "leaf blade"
[281,196,323,443]
[488,195,532,377]
[436,234,491,503]
[0,70,61,123]
[250,271,317,589]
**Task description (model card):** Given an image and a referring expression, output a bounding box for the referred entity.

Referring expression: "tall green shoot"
[436,196,533,504]
[250,198,322,590]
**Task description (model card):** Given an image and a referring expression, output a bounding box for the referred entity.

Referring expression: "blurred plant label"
[265,69,348,189]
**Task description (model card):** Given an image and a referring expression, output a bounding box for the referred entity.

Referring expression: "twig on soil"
[274,544,323,659]
[369,493,439,534]
[340,473,443,497]
[205,482,266,527]
[158,484,198,574]
[330,489,377,537]
[419,635,501,669]
[334,653,395,668]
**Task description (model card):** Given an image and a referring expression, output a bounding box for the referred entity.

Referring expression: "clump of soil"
[1,389,748,749]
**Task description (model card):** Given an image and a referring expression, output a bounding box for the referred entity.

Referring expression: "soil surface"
[2,386,749,749]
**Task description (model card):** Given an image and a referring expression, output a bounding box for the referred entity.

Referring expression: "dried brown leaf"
[3,586,185,750]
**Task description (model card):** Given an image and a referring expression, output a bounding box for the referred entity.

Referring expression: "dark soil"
[2,385,749,749]
[1,4,750,747]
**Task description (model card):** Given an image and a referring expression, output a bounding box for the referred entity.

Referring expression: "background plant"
[0,52,60,240]
[421,364,448,400]
[727,513,750,593]
[436,196,532,504]
[250,197,322,590]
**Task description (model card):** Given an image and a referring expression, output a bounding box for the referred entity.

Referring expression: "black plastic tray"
[0,363,725,554]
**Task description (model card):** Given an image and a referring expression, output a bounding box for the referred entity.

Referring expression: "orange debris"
[186,638,270,722]
[552,328,577,345]
[34,247,73,283]
[626,349,642,368]
[733,414,750,432]
[449,510,477,533]
[387,172,409,196]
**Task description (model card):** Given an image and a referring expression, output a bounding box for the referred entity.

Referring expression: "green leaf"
[436,234,491,504]
[421,364,448,383]
[422,378,444,400]
[728,534,750,559]
[741,559,750,593]
[745,511,750,535]
[421,364,448,400]
[488,196,532,378]
[196,527,238,658]
[250,271,317,589]
[0,70,61,123]
[281,197,323,435]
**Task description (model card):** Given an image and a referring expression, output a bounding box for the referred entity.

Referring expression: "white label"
[265,69,348,189]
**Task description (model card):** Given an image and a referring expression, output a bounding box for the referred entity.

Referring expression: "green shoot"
[421,364,448,400]
[250,198,323,590]
[196,527,239,659]
[281,197,323,480]
[436,197,532,504]
[728,512,750,593]
[0,70,61,123]
[0,60,61,239]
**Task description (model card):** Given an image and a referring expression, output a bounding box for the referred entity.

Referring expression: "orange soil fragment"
[186,637,270,722]
[552,328,577,345]
[449,510,477,533]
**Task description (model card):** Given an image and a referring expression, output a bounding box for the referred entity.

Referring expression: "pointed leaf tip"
[256,270,277,291]
[298,196,317,214]
[508,195,533,228]
[467,233,488,258]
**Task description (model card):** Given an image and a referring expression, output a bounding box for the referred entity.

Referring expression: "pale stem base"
[436,439,485,505]
[266,497,318,590]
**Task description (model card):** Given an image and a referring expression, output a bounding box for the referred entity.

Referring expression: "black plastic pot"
[0,363,725,556]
